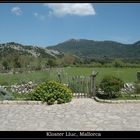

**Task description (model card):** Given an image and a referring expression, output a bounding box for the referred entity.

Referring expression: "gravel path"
[0,98,140,131]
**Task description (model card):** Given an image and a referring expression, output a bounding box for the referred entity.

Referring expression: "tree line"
[1,53,140,73]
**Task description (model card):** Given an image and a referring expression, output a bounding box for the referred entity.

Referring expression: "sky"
[0,3,140,47]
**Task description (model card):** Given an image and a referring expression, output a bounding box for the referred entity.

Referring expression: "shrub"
[0,88,13,100]
[47,98,55,105]
[57,98,65,104]
[134,82,140,94]
[99,76,124,98]
[30,81,72,105]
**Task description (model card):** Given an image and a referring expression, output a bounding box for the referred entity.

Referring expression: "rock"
[63,83,68,87]
[121,83,135,94]
[0,81,37,94]
[28,81,33,85]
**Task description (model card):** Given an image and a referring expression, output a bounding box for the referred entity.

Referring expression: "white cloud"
[33,12,45,20]
[43,3,95,17]
[11,7,22,16]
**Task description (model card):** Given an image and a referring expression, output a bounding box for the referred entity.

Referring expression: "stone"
[122,83,135,93]
[28,81,33,85]
[4,81,36,94]
[2,100,9,104]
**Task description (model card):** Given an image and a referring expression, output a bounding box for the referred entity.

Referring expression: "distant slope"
[47,39,140,58]
[0,42,62,59]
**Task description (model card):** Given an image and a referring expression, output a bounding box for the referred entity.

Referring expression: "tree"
[112,59,124,68]
[61,53,75,66]
[19,55,29,68]
[48,59,56,67]
[2,60,9,70]
[13,57,21,68]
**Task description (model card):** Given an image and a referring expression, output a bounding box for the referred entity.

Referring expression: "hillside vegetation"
[47,39,140,59]
[0,39,140,72]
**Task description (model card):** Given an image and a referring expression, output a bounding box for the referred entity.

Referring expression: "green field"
[0,67,139,85]
[0,71,49,85]
[69,67,140,83]
[50,67,140,83]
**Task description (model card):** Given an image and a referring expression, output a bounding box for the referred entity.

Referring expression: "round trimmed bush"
[99,76,124,98]
[30,81,72,105]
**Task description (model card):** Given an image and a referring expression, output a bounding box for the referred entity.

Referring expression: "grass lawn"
[50,67,140,83]
[0,71,49,85]
[0,67,139,85]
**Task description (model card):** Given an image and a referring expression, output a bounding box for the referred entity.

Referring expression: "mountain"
[0,39,140,63]
[47,39,140,58]
[0,42,62,59]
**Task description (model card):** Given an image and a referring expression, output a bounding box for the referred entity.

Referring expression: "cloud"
[33,12,45,20]
[11,7,22,16]
[44,3,95,17]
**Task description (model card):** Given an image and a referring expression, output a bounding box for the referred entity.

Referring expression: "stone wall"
[0,81,37,94]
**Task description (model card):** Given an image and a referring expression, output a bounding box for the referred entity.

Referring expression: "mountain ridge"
[0,38,140,60]
[47,38,140,58]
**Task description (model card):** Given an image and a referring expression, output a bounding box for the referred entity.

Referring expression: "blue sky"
[0,3,140,47]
